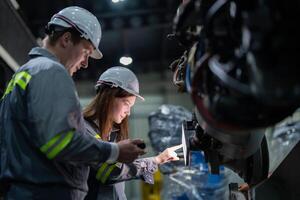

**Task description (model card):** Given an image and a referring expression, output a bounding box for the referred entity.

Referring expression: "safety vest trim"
[96,162,117,184]
[96,163,108,180]
[40,130,74,159]
[2,71,32,99]
[95,134,101,139]
[101,164,117,184]
[93,132,117,183]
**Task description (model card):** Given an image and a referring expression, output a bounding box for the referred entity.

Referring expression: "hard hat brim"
[136,95,145,101]
[123,88,145,101]
[134,94,145,101]
[91,48,103,59]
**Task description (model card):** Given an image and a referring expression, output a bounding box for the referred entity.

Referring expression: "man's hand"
[154,144,183,164]
[117,139,146,163]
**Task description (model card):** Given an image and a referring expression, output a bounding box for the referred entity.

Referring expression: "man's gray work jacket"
[0,47,113,198]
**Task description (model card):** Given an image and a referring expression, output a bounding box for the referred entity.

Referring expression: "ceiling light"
[112,0,125,3]
[119,56,133,65]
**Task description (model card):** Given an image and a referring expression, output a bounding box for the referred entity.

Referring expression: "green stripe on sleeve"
[14,71,32,90]
[40,133,63,153]
[101,164,117,184]
[1,71,32,99]
[46,131,74,159]
[96,163,108,180]
[40,130,74,159]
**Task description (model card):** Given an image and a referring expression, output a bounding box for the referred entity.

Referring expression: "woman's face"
[111,96,136,124]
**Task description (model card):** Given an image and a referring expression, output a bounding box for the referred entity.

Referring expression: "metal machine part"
[171,0,300,131]
[181,114,269,186]
[228,183,250,200]
[171,0,300,191]
[255,141,300,200]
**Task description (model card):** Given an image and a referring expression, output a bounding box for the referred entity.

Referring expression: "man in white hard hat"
[0,6,145,200]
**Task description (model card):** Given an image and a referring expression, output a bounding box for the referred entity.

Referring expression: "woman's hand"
[154,144,183,164]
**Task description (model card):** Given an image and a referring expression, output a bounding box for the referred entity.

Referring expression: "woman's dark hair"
[83,85,133,142]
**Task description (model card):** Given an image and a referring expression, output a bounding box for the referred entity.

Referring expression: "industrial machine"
[169,0,300,199]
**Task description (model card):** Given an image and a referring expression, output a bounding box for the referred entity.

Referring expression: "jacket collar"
[28,47,60,63]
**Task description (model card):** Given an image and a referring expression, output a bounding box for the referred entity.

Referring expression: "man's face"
[65,39,94,76]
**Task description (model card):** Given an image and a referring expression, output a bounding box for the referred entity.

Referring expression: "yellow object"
[141,170,162,200]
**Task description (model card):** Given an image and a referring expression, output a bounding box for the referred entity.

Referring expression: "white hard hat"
[95,66,145,101]
[48,6,103,59]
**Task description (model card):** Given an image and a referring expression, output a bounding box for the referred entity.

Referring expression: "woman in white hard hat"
[83,66,182,200]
